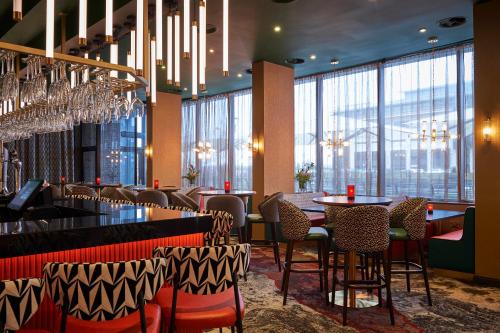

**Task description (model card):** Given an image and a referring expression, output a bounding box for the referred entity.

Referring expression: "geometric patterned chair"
[277,200,329,306]
[0,278,48,333]
[152,244,251,333]
[67,185,98,199]
[43,258,167,333]
[136,190,169,208]
[388,197,432,306]
[246,192,283,271]
[332,206,394,326]
[206,196,246,244]
[170,192,199,211]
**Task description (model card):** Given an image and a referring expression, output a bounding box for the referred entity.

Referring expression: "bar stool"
[277,200,329,305]
[388,198,432,306]
[246,192,283,271]
[0,277,48,333]
[170,192,199,211]
[44,258,167,333]
[207,195,247,243]
[137,190,169,208]
[332,206,394,326]
[153,244,251,333]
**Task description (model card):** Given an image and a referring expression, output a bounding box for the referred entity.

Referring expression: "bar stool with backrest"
[170,192,199,211]
[277,200,329,305]
[67,185,98,199]
[153,244,250,333]
[136,190,169,208]
[207,195,247,243]
[388,197,432,305]
[43,258,167,333]
[332,205,394,326]
[0,277,48,333]
[246,192,283,271]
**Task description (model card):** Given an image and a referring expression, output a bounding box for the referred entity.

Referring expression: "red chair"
[153,244,251,333]
[0,277,49,333]
[43,258,167,333]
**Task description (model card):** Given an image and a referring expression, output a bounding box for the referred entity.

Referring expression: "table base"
[329,291,379,308]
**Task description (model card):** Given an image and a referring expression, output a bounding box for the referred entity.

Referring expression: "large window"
[181,89,252,189]
[294,44,474,201]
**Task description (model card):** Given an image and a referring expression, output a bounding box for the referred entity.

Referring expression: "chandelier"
[193,141,215,159]
[320,131,349,156]
[418,36,450,149]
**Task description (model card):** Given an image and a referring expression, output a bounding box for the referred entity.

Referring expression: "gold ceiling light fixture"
[320,131,349,157]
[194,141,215,160]
[79,0,87,45]
[13,0,22,22]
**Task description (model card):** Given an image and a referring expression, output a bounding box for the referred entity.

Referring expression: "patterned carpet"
[215,246,500,333]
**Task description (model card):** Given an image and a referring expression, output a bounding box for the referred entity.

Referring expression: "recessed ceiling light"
[183,87,188,91]
[418,27,427,33]
[273,25,281,33]
[209,48,215,54]
[237,73,243,78]
[427,36,439,44]
[309,54,317,60]
[330,58,339,65]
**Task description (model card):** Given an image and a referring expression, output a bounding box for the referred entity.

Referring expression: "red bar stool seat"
[54,304,161,333]
[155,286,244,331]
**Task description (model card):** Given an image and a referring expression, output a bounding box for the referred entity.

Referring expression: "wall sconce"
[483,117,492,143]
[145,146,153,158]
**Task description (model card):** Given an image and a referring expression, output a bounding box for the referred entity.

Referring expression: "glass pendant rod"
[199,0,206,90]
[183,0,190,58]
[155,0,163,65]
[13,0,22,21]
[105,0,113,43]
[167,14,173,84]
[223,0,228,76]
[46,0,54,59]
[79,0,87,45]
[151,37,157,104]
[192,21,198,99]
[136,0,144,75]
[174,10,181,86]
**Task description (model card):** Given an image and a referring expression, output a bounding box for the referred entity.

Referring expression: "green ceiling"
[0,0,474,98]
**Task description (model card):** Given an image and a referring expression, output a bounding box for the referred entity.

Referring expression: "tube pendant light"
[105,0,113,43]
[13,0,22,21]
[110,42,118,78]
[84,52,89,82]
[174,10,181,86]
[127,51,132,101]
[151,38,157,104]
[192,21,198,99]
[155,0,163,65]
[130,29,136,69]
[167,14,173,84]
[223,0,228,76]
[46,0,54,59]
[199,0,206,91]
[79,0,87,45]
[183,0,190,59]
[136,0,144,75]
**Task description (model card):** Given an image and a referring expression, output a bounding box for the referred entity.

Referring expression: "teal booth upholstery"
[429,207,475,273]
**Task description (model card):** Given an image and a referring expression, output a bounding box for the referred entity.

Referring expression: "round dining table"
[313,195,393,308]
[198,190,256,212]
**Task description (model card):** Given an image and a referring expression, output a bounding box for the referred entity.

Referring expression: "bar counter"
[0,199,212,331]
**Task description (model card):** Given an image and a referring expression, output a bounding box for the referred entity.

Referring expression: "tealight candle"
[154,179,159,189]
[224,181,231,193]
[427,203,434,214]
[347,184,355,199]
[96,177,101,186]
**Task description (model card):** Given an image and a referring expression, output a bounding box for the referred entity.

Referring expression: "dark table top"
[301,205,464,222]
[130,186,180,193]
[313,195,393,207]
[0,199,211,259]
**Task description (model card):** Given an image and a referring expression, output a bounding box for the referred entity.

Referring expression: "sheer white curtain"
[384,48,458,200]
[463,45,474,201]
[294,77,317,191]
[321,66,378,195]
[198,95,229,188]
[181,100,198,186]
[231,89,252,189]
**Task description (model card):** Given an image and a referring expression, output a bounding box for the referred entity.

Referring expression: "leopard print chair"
[388,197,432,306]
[277,200,329,306]
[0,278,47,332]
[332,205,394,326]
[153,244,250,333]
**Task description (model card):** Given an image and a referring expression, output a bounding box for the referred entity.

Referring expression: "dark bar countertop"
[0,199,212,258]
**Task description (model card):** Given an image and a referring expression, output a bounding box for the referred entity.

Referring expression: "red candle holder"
[96,177,101,186]
[154,179,160,189]
[224,181,231,194]
[427,203,434,214]
[60,176,65,185]
[347,185,355,200]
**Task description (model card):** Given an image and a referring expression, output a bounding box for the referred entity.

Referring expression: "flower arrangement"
[295,162,315,191]
[182,164,200,185]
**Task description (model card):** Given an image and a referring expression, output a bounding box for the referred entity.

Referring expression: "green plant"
[295,162,315,190]
[182,164,200,185]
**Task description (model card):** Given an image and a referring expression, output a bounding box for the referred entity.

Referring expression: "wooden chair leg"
[317,241,324,292]
[404,240,411,292]
[342,251,349,326]
[376,253,382,307]
[418,240,432,306]
[271,223,281,272]
[331,248,339,307]
[282,241,294,305]
[246,221,253,244]
[382,251,395,325]
[322,240,329,305]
